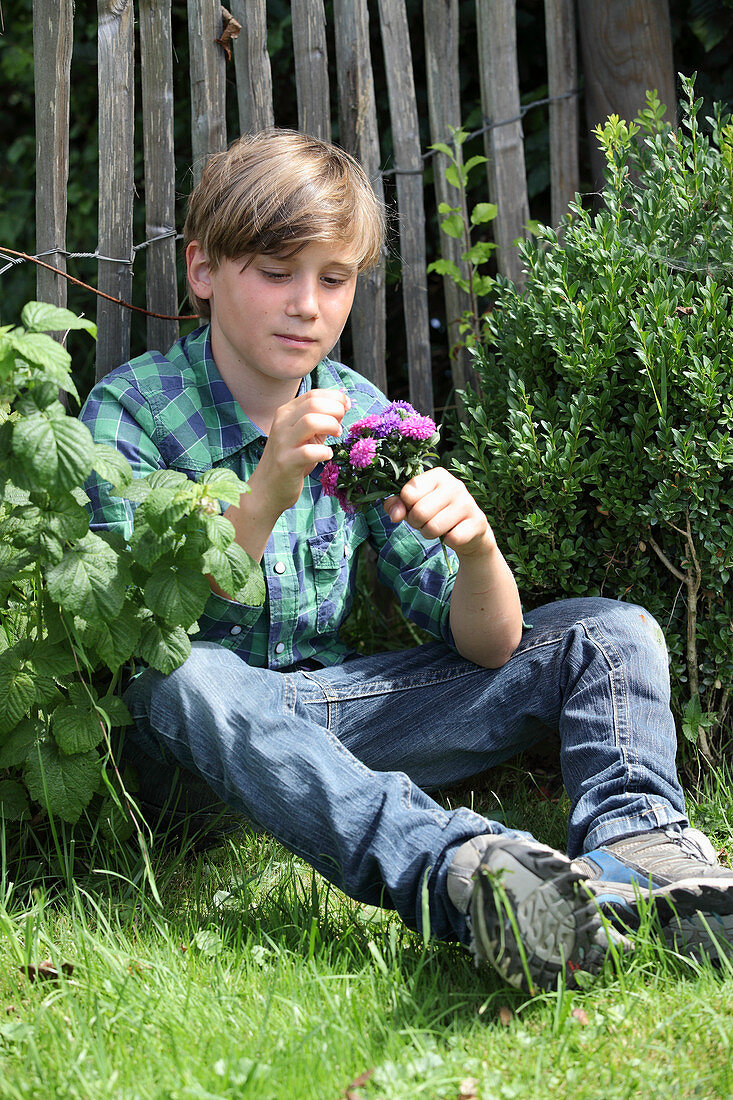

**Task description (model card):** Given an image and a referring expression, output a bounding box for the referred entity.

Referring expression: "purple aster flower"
[320,461,340,495]
[374,409,402,437]
[349,436,378,468]
[397,415,437,440]
[389,400,418,415]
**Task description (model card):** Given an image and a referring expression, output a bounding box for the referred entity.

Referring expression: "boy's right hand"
[249,388,350,517]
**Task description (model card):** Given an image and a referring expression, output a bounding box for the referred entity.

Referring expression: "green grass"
[0,769,732,1099]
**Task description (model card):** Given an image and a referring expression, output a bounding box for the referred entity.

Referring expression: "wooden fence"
[31,0,676,415]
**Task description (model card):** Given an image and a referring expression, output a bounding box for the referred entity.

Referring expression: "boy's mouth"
[275,333,317,347]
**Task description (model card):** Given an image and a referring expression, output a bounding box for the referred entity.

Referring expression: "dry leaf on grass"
[21,959,74,982]
[342,1067,374,1099]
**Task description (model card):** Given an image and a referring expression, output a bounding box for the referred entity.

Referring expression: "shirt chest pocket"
[307,514,368,633]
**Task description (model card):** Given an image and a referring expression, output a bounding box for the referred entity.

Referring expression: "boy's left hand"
[384,468,495,560]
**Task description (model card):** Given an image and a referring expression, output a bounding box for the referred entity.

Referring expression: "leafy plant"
[0,301,264,826]
[428,127,498,355]
[455,77,733,763]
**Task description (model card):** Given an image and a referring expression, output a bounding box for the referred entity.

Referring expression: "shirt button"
[273,561,286,574]
[229,625,242,636]
[275,642,286,654]
[343,544,349,558]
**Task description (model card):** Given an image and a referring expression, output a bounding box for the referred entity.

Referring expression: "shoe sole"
[590,879,733,959]
[469,839,614,992]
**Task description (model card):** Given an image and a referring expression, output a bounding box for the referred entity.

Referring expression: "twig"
[0,246,198,321]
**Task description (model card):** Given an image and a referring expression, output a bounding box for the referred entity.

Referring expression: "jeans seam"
[301,664,483,703]
[583,617,635,773]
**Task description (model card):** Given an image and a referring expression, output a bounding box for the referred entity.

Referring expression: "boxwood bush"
[454,76,733,763]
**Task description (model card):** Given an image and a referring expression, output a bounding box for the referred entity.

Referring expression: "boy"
[81,129,733,993]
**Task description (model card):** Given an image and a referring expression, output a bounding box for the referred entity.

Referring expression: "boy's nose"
[286,278,319,319]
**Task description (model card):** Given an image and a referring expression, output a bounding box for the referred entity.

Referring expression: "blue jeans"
[123,597,688,944]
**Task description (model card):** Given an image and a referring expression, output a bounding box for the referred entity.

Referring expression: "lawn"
[0,767,732,1100]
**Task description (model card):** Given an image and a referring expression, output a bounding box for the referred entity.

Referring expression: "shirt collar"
[175,325,315,459]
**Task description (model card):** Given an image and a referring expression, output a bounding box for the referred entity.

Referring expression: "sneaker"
[447,834,626,992]
[574,827,733,956]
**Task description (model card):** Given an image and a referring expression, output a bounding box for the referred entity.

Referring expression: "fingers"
[386,467,491,554]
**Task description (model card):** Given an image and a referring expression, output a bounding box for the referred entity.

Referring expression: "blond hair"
[184,129,385,318]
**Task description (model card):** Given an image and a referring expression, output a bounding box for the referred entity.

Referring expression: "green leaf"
[682,693,703,744]
[202,513,235,550]
[144,563,212,627]
[41,491,90,543]
[97,693,132,728]
[9,330,72,374]
[204,543,266,605]
[470,202,498,225]
[52,697,104,756]
[136,485,193,534]
[92,443,133,493]
[439,213,465,239]
[193,929,224,957]
[12,412,95,492]
[28,360,80,402]
[462,241,497,265]
[74,604,141,672]
[463,155,488,176]
[197,467,249,505]
[0,718,42,769]
[137,620,191,675]
[21,301,97,337]
[129,520,177,570]
[45,531,129,622]
[29,639,78,681]
[24,740,102,823]
[427,258,464,285]
[445,163,464,189]
[0,780,30,822]
[0,651,36,737]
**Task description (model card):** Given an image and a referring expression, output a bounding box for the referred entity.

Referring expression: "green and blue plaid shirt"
[80,325,458,670]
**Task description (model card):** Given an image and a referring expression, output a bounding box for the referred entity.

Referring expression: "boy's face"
[186,239,358,400]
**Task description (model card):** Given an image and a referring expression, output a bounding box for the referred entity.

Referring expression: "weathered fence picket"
[230,0,274,134]
[188,0,227,184]
[25,0,676,411]
[423,0,474,396]
[334,0,387,395]
[476,0,530,289]
[292,0,331,141]
[33,0,73,319]
[545,0,580,227]
[139,0,179,356]
[96,0,135,381]
[377,0,432,413]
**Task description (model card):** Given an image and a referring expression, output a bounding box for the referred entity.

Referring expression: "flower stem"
[441,537,453,574]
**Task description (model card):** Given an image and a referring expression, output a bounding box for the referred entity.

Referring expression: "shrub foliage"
[455,77,733,759]
[0,302,264,826]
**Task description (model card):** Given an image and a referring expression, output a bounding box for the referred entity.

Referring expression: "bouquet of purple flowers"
[320,400,439,513]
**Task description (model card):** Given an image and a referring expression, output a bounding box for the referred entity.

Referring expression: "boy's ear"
[186,242,214,300]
